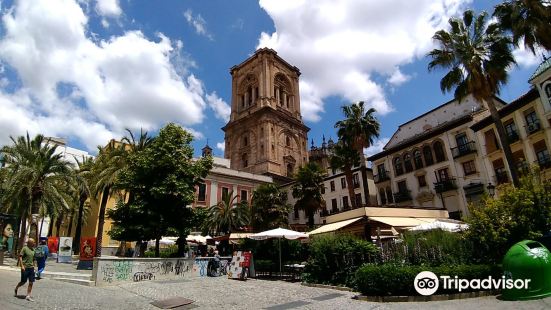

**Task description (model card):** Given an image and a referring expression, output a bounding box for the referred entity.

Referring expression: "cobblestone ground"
[1,270,551,309]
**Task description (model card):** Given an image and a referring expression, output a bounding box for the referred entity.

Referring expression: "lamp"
[487,183,496,197]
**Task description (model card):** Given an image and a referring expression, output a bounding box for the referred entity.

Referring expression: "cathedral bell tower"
[222,48,309,182]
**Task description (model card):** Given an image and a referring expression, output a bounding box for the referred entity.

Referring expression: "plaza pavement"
[2,269,551,309]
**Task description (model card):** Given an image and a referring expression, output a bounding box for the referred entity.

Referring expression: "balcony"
[495,170,509,185]
[451,141,476,159]
[525,121,541,135]
[374,171,390,183]
[393,190,412,203]
[507,131,520,143]
[434,178,458,193]
[516,161,530,175]
[535,154,551,170]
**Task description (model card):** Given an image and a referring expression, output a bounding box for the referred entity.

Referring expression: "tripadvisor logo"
[414,271,531,296]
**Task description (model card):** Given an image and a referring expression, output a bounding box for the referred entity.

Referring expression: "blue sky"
[0,0,545,158]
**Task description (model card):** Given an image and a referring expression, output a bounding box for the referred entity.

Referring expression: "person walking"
[14,238,37,302]
[35,238,49,279]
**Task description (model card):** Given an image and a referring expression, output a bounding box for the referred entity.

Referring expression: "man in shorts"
[14,238,37,301]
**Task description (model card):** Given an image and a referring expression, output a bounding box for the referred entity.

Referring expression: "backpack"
[35,245,46,259]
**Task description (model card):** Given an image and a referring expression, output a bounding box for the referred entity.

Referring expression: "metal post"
[279,238,282,277]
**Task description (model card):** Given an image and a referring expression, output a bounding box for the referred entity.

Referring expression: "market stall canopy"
[408,219,469,232]
[368,216,437,227]
[186,235,212,244]
[248,228,308,240]
[307,217,363,236]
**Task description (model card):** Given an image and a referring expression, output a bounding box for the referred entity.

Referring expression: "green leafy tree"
[110,123,212,256]
[428,10,520,187]
[292,162,325,228]
[204,190,249,235]
[465,167,551,263]
[494,0,551,53]
[334,102,380,204]
[329,140,360,208]
[250,183,291,231]
[0,133,72,250]
[92,128,152,256]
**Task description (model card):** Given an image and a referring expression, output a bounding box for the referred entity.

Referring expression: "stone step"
[52,277,95,286]
[40,271,92,281]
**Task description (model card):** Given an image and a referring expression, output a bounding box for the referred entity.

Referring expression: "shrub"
[302,234,379,287]
[355,264,501,296]
[381,229,475,266]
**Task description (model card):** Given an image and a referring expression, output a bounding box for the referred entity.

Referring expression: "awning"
[307,217,364,236]
[368,216,437,227]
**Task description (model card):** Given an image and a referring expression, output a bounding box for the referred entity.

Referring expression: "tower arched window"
[403,153,413,173]
[413,150,424,169]
[242,153,248,168]
[394,157,403,176]
[243,136,248,147]
[286,136,291,147]
[433,141,446,162]
[287,163,294,177]
[423,145,434,166]
[274,74,291,109]
[545,83,551,105]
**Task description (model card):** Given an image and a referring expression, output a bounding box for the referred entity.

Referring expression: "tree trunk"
[96,187,110,257]
[17,211,28,253]
[47,217,54,237]
[307,211,315,229]
[358,148,370,206]
[155,237,160,257]
[486,100,520,187]
[55,213,63,236]
[39,217,44,240]
[74,196,86,255]
[67,209,74,237]
[344,166,357,209]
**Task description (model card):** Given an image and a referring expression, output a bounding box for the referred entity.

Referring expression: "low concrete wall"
[92,256,231,286]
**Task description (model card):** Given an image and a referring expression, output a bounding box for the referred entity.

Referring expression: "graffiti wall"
[93,257,232,286]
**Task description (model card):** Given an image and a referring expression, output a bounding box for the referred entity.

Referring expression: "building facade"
[223,48,310,183]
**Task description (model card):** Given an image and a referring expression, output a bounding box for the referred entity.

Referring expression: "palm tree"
[292,162,325,228]
[72,155,94,254]
[250,184,291,231]
[334,101,380,203]
[494,0,551,53]
[92,128,152,256]
[329,140,361,209]
[428,9,520,187]
[0,133,72,250]
[204,191,249,234]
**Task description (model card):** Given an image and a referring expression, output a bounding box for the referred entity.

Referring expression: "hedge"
[355,264,501,296]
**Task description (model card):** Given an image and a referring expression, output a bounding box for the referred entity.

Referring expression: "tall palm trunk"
[39,217,44,239]
[73,195,86,255]
[67,209,74,237]
[96,187,110,257]
[47,217,54,237]
[17,210,28,253]
[486,100,520,187]
[55,213,63,236]
[344,167,357,209]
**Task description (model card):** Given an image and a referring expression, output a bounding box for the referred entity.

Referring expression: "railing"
[451,141,476,159]
[535,155,551,170]
[525,121,541,135]
[374,171,390,183]
[434,178,457,193]
[495,170,509,185]
[507,131,520,143]
[393,190,412,203]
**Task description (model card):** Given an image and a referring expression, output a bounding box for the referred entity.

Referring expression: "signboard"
[79,237,96,261]
[227,251,252,280]
[47,237,59,254]
[58,237,72,263]
[1,215,17,253]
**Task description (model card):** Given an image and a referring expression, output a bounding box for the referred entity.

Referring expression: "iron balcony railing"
[374,171,390,183]
[434,178,458,194]
[507,131,520,143]
[535,154,551,170]
[526,120,541,135]
[451,141,476,159]
[393,190,412,203]
[495,170,509,185]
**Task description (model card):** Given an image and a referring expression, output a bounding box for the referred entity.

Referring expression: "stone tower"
[222,48,309,182]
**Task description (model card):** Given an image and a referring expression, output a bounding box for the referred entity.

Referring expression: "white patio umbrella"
[248,228,308,275]
[408,220,469,232]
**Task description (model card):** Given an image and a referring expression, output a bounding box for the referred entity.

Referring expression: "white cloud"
[364,137,390,158]
[182,127,204,140]
[206,91,231,122]
[0,0,209,150]
[257,0,471,121]
[96,0,121,17]
[183,9,213,40]
[512,41,546,68]
[216,142,225,152]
